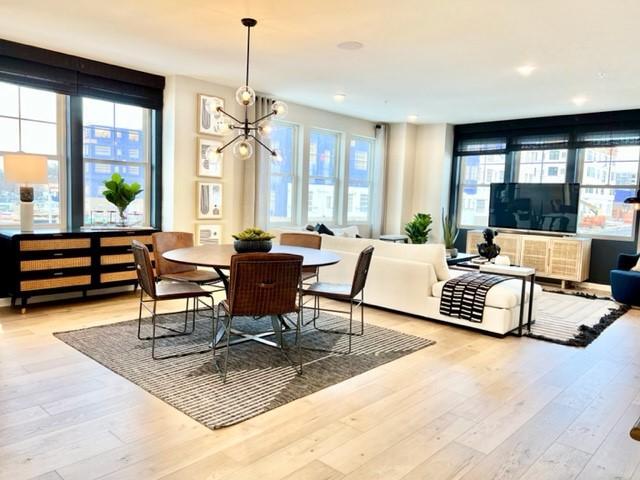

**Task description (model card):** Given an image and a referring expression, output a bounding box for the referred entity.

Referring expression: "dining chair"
[132,240,214,360]
[280,232,322,323]
[301,245,374,354]
[152,231,224,314]
[212,253,303,382]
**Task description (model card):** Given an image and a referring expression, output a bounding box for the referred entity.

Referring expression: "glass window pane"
[84,161,147,226]
[459,186,491,226]
[348,137,373,222]
[269,175,293,223]
[20,86,56,122]
[578,188,635,237]
[0,117,19,151]
[83,98,114,127]
[461,154,505,185]
[610,161,638,186]
[21,120,57,155]
[271,124,295,175]
[308,181,335,221]
[517,150,568,183]
[115,103,143,130]
[309,130,337,177]
[0,82,19,117]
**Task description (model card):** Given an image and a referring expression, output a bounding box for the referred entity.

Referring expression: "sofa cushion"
[431,269,542,309]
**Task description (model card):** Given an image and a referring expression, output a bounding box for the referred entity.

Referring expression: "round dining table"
[163,244,341,292]
[162,244,342,348]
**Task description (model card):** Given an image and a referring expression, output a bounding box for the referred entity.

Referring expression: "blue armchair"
[611,253,640,306]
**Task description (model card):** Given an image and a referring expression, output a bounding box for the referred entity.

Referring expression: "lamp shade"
[3,154,48,184]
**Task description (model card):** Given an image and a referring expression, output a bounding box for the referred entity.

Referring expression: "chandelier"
[214,18,288,160]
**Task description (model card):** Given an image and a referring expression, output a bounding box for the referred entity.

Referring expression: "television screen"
[488,183,580,233]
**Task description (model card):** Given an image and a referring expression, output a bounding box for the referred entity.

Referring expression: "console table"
[0,228,158,312]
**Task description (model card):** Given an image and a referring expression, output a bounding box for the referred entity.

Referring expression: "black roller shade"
[0,39,164,108]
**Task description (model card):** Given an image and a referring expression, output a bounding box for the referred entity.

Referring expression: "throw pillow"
[315,223,335,236]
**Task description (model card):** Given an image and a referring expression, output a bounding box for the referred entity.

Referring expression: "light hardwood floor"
[1,291,640,480]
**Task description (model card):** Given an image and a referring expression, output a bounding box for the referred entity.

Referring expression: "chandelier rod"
[244,20,253,87]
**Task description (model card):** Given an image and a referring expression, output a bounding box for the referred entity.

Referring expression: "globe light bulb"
[272,100,288,118]
[233,140,253,160]
[235,85,256,106]
[258,121,273,138]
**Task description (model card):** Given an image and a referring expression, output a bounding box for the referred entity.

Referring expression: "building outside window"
[308,129,340,222]
[457,138,506,227]
[347,136,375,223]
[577,143,640,238]
[0,81,65,227]
[82,98,151,226]
[269,122,297,224]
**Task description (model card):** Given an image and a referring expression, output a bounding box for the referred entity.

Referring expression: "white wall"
[162,75,246,242]
[384,122,454,242]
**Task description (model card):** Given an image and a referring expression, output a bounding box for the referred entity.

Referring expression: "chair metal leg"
[151,301,158,359]
[348,298,353,354]
[137,288,144,340]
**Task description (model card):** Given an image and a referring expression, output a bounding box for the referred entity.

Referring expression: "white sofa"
[273,230,542,336]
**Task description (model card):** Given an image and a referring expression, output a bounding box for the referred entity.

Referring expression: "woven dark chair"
[280,232,322,323]
[213,253,303,382]
[132,240,214,360]
[302,245,374,354]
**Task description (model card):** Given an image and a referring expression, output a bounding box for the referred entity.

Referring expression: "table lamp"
[3,154,49,232]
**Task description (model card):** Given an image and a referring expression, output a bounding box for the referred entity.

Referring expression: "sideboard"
[0,228,158,312]
[466,230,592,287]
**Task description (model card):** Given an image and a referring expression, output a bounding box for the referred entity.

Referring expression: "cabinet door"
[549,239,581,280]
[521,237,550,274]
[495,233,521,266]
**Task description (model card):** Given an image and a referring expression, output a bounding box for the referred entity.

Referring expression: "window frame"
[307,127,342,224]
[0,84,67,229]
[575,145,640,240]
[267,120,300,226]
[81,98,152,227]
[344,134,376,225]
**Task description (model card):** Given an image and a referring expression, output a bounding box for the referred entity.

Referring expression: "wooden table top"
[162,244,341,269]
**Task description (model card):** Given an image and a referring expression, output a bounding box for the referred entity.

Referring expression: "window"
[347,137,374,222]
[457,139,506,227]
[269,122,298,224]
[82,98,150,226]
[0,82,65,226]
[514,135,569,183]
[577,143,640,238]
[308,129,340,222]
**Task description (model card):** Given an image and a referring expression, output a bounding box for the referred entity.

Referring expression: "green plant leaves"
[404,212,432,244]
[441,208,459,248]
[101,173,143,213]
[232,227,275,241]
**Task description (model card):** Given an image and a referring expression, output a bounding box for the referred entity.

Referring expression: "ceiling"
[2,0,640,124]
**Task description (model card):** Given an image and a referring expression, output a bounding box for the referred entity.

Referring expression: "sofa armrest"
[618,253,640,271]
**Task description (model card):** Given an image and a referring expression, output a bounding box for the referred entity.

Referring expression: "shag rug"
[54,312,435,429]
[526,290,630,347]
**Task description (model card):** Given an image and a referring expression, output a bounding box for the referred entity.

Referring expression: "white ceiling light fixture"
[337,41,364,50]
[407,114,418,123]
[516,64,537,77]
[213,18,288,160]
[572,95,588,106]
[333,93,346,102]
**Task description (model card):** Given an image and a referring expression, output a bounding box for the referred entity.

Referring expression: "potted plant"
[441,208,459,258]
[232,227,275,253]
[102,173,143,227]
[404,213,432,244]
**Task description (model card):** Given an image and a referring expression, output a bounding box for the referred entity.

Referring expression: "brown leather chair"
[213,253,303,382]
[132,240,214,360]
[280,232,322,323]
[152,231,222,284]
[302,245,374,354]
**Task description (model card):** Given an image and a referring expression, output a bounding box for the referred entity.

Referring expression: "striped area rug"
[54,312,434,429]
[526,290,629,347]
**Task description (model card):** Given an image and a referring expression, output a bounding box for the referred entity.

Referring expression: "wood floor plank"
[400,441,485,480]
[520,443,591,480]
[280,460,344,480]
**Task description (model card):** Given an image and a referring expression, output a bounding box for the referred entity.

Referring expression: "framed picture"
[197,137,223,178]
[197,94,226,136]
[197,182,223,219]
[196,224,222,246]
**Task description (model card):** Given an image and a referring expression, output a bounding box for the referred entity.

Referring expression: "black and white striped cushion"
[439,272,509,323]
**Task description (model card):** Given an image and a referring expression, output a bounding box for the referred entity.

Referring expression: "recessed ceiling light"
[337,41,364,50]
[516,64,536,77]
[407,114,418,123]
[333,93,346,103]
[597,71,607,79]
[572,96,588,106]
